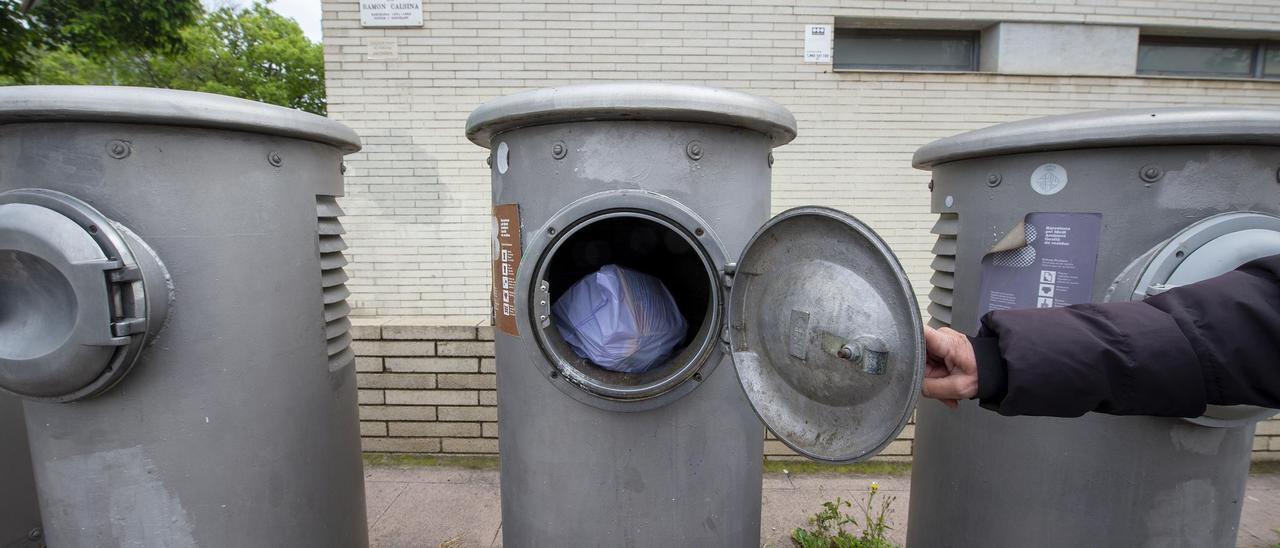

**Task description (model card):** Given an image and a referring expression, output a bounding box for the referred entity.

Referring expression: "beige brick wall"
[323,0,1280,318]
[353,319,1280,462]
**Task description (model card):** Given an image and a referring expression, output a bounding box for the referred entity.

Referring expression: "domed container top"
[465,82,798,149]
[913,107,1280,169]
[0,86,360,152]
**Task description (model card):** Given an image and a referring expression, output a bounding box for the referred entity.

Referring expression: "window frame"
[832,28,981,73]
[1137,35,1280,80]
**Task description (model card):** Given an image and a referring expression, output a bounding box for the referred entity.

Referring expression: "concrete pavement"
[364,464,1280,547]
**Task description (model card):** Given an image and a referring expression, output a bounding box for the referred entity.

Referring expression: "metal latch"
[1145,283,1181,297]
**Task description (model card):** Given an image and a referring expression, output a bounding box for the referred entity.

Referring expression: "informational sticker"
[366,38,399,60]
[804,25,834,63]
[360,0,423,27]
[492,204,522,337]
[1030,163,1068,195]
[977,212,1102,321]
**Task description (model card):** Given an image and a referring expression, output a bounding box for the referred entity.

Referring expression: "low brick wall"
[352,318,1280,462]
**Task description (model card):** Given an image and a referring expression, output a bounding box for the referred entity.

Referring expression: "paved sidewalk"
[365,465,1280,547]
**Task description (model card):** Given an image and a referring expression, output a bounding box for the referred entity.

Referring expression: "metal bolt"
[539,314,547,322]
[767,153,774,168]
[547,227,556,235]
[340,161,348,174]
[694,227,705,237]
[686,141,703,161]
[928,179,934,192]
[693,372,703,382]
[550,370,559,379]
[986,173,1002,188]
[486,155,492,167]
[551,141,567,160]
[837,345,855,360]
[27,527,42,541]
[107,140,131,159]
[268,152,284,167]
[1140,164,1163,183]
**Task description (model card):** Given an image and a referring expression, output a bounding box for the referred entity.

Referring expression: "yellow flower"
[869,482,879,494]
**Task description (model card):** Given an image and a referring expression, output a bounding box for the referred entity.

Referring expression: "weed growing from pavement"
[791,483,899,548]
[764,460,910,476]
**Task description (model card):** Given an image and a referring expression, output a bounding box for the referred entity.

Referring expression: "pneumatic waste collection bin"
[909,108,1280,547]
[466,83,925,546]
[0,86,369,548]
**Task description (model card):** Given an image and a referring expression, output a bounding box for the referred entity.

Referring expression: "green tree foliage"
[0,1,325,115]
[1,0,201,78]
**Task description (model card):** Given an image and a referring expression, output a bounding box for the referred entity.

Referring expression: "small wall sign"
[360,0,423,27]
[804,24,834,63]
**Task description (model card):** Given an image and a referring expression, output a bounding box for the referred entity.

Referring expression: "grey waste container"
[0,86,369,548]
[0,397,41,548]
[909,107,1280,547]
[466,83,925,547]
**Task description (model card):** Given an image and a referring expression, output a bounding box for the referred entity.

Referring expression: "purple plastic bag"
[552,265,688,374]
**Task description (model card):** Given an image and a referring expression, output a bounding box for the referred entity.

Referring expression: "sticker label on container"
[977,212,1102,323]
[492,204,522,337]
[1030,163,1068,195]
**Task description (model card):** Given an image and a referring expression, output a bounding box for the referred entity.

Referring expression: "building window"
[1137,36,1280,79]
[834,29,979,72]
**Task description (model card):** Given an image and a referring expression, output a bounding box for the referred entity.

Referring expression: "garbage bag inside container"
[552,264,689,374]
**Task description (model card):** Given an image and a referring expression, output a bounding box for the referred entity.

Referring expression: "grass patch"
[764,460,911,476]
[1251,460,1280,475]
[363,453,499,470]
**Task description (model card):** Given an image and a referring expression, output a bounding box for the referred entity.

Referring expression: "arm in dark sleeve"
[971,254,1280,418]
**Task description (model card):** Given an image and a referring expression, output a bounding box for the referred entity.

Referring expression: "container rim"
[913,107,1280,169]
[465,82,798,149]
[0,86,361,153]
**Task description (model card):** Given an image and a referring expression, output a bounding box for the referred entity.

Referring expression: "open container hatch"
[728,206,925,463]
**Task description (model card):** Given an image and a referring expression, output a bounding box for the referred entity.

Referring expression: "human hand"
[921,326,979,408]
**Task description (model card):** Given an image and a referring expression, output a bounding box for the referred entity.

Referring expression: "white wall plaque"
[366,38,399,60]
[804,24,833,63]
[360,0,423,28]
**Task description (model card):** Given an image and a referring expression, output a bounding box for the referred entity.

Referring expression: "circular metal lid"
[728,207,924,463]
[0,189,169,402]
[913,107,1280,169]
[0,86,361,153]
[465,82,798,149]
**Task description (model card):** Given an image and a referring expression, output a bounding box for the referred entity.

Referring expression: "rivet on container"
[686,141,703,161]
[107,140,131,159]
[1140,164,1163,184]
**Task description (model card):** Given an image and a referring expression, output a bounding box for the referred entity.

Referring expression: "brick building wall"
[323,0,1280,461]
[352,318,1280,461]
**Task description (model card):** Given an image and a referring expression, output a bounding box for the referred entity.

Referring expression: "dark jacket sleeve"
[971,254,1280,417]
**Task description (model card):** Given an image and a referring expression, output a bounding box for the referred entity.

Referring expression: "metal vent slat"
[929,255,956,272]
[927,302,954,325]
[928,287,954,308]
[316,199,345,217]
[931,236,957,256]
[325,317,352,340]
[319,235,348,253]
[931,215,959,235]
[930,271,955,290]
[317,196,354,372]
[325,332,353,357]
[928,213,959,327]
[323,283,351,304]
[322,268,350,288]
[324,300,351,322]
[318,218,347,236]
[320,251,349,270]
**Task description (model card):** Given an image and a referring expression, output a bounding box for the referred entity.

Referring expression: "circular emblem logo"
[1030,163,1067,195]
